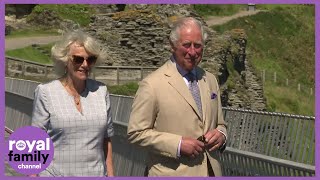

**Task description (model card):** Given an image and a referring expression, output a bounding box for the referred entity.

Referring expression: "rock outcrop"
[87,4,266,110]
[5,4,266,110]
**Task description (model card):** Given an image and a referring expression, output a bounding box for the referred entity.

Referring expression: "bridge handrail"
[4,123,315,176]
[222,107,314,120]
[5,77,315,119]
[104,121,315,173]
[5,77,315,166]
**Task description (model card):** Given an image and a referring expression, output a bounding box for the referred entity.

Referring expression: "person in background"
[127,17,227,176]
[31,30,114,177]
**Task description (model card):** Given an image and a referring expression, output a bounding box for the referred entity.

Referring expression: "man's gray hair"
[169,17,208,46]
[51,30,107,77]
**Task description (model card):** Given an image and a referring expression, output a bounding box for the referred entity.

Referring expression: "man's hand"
[180,137,204,158]
[204,129,226,151]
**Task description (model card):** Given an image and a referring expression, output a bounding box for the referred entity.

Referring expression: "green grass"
[264,82,314,116]
[211,5,315,116]
[5,43,140,96]
[5,28,60,39]
[6,4,94,38]
[193,4,246,17]
[213,6,314,85]
[28,4,95,27]
[6,44,53,64]
[225,58,240,90]
[257,4,310,11]
[107,82,139,96]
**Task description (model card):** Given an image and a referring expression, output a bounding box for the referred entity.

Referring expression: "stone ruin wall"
[5,4,266,110]
[87,10,171,67]
[86,4,266,110]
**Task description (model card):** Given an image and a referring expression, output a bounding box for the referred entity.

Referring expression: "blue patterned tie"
[185,72,202,117]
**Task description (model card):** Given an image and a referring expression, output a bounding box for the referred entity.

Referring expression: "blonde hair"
[51,30,107,77]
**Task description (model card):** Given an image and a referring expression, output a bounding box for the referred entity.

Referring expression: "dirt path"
[205,10,264,26]
[5,35,61,51]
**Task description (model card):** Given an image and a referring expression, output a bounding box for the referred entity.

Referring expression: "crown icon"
[16,142,25,148]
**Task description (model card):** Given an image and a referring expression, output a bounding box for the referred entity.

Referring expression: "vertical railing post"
[117,67,120,85]
[5,57,9,76]
[91,67,96,80]
[44,65,48,78]
[140,67,143,81]
[21,60,25,77]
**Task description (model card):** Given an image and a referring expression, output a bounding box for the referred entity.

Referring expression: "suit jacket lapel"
[196,67,209,122]
[164,61,202,119]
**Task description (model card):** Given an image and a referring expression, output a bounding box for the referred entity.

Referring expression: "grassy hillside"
[6,4,94,38]
[211,5,315,116]
[194,4,246,17]
[27,4,95,27]
[5,29,60,39]
[6,44,52,64]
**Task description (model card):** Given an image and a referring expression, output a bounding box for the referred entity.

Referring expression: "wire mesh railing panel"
[5,78,315,176]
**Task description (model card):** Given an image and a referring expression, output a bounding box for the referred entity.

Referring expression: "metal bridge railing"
[4,77,315,176]
[222,107,315,165]
[109,95,315,165]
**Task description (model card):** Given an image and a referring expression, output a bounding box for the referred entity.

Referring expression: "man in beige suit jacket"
[127,17,227,176]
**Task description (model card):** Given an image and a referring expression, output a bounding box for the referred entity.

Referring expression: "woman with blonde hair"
[31,30,114,176]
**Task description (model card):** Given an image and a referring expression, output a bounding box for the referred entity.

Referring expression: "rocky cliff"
[6,4,266,110]
[86,4,266,110]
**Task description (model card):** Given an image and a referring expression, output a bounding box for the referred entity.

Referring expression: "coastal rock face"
[87,4,266,110]
[5,4,266,110]
[87,10,171,67]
